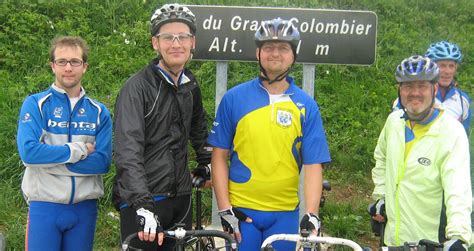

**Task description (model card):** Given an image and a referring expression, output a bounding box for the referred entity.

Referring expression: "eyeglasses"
[399,82,432,92]
[156,32,193,44]
[261,44,292,54]
[53,58,84,67]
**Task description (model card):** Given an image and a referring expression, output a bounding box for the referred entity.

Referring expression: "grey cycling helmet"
[254,18,300,51]
[425,41,462,63]
[150,3,196,36]
[395,55,439,83]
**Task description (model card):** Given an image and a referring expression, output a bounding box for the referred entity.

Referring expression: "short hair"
[49,36,89,62]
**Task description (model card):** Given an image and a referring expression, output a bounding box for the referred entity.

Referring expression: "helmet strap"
[157,48,194,77]
[159,59,181,77]
[257,48,295,85]
[399,85,436,122]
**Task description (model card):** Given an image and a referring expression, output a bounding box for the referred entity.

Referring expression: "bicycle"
[193,183,217,250]
[260,229,365,251]
[367,205,444,251]
[121,223,237,251]
[121,182,236,251]
[378,239,443,251]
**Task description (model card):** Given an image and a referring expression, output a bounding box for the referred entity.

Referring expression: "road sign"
[188,5,377,65]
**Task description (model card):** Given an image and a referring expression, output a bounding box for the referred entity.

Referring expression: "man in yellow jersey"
[208,18,331,251]
[370,55,471,250]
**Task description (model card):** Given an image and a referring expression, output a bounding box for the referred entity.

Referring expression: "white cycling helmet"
[395,55,439,83]
[150,3,196,36]
[254,17,300,52]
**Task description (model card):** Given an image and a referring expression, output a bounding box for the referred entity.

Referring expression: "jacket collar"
[50,83,86,99]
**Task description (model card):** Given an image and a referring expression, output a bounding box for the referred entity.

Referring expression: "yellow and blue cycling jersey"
[208,77,331,211]
[404,109,441,159]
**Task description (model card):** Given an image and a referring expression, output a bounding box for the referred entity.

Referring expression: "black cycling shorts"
[120,194,192,251]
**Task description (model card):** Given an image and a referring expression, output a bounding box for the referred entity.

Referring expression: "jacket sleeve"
[372,121,388,201]
[189,83,212,166]
[66,104,112,174]
[114,80,154,210]
[460,91,471,135]
[17,96,88,166]
[441,127,472,245]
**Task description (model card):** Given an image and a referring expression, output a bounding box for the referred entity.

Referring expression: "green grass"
[1,0,473,250]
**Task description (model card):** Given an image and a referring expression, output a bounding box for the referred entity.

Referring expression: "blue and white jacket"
[17,84,112,204]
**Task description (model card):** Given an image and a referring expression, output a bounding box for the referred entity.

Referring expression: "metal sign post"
[211,61,229,227]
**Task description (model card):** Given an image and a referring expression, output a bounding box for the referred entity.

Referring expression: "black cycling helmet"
[395,55,439,83]
[150,3,196,36]
[254,17,300,53]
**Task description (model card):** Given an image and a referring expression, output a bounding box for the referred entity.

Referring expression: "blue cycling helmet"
[425,41,462,63]
[395,55,439,83]
[254,18,300,52]
[150,3,196,36]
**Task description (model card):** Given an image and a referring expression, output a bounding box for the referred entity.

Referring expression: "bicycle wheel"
[184,235,216,251]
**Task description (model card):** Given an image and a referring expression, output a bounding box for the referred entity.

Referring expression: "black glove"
[218,207,249,234]
[299,213,321,234]
[191,164,211,187]
[136,208,163,234]
[443,239,467,251]
[368,198,385,217]
[368,198,386,236]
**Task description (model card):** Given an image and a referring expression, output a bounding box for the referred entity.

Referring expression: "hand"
[218,207,252,242]
[85,142,95,154]
[368,198,385,222]
[299,213,321,235]
[136,208,164,245]
[443,239,467,251]
[191,164,211,188]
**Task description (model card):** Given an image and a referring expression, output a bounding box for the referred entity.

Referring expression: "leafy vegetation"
[0,0,473,250]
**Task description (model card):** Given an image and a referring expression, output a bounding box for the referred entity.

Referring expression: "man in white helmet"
[371,55,471,250]
[113,3,212,250]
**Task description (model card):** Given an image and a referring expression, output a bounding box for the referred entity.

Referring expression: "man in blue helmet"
[425,41,471,135]
[371,55,471,250]
[393,41,471,136]
[208,18,331,250]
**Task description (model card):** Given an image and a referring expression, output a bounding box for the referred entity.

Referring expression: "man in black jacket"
[112,3,211,250]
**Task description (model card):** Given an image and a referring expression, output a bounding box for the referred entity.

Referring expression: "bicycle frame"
[121,226,237,251]
[260,234,363,251]
[379,240,443,251]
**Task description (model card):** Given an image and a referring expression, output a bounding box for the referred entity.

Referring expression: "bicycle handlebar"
[121,228,237,251]
[260,234,363,251]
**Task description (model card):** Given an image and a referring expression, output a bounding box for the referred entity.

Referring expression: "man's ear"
[82,62,88,74]
[50,61,56,73]
[152,36,160,51]
[256,48,260,60]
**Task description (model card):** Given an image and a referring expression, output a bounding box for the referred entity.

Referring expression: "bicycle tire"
[122,229,236,251]
[184,235,216,251]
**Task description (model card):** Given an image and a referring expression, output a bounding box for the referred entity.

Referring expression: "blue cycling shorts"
[26,199,98,251]
[238,207,299,251]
